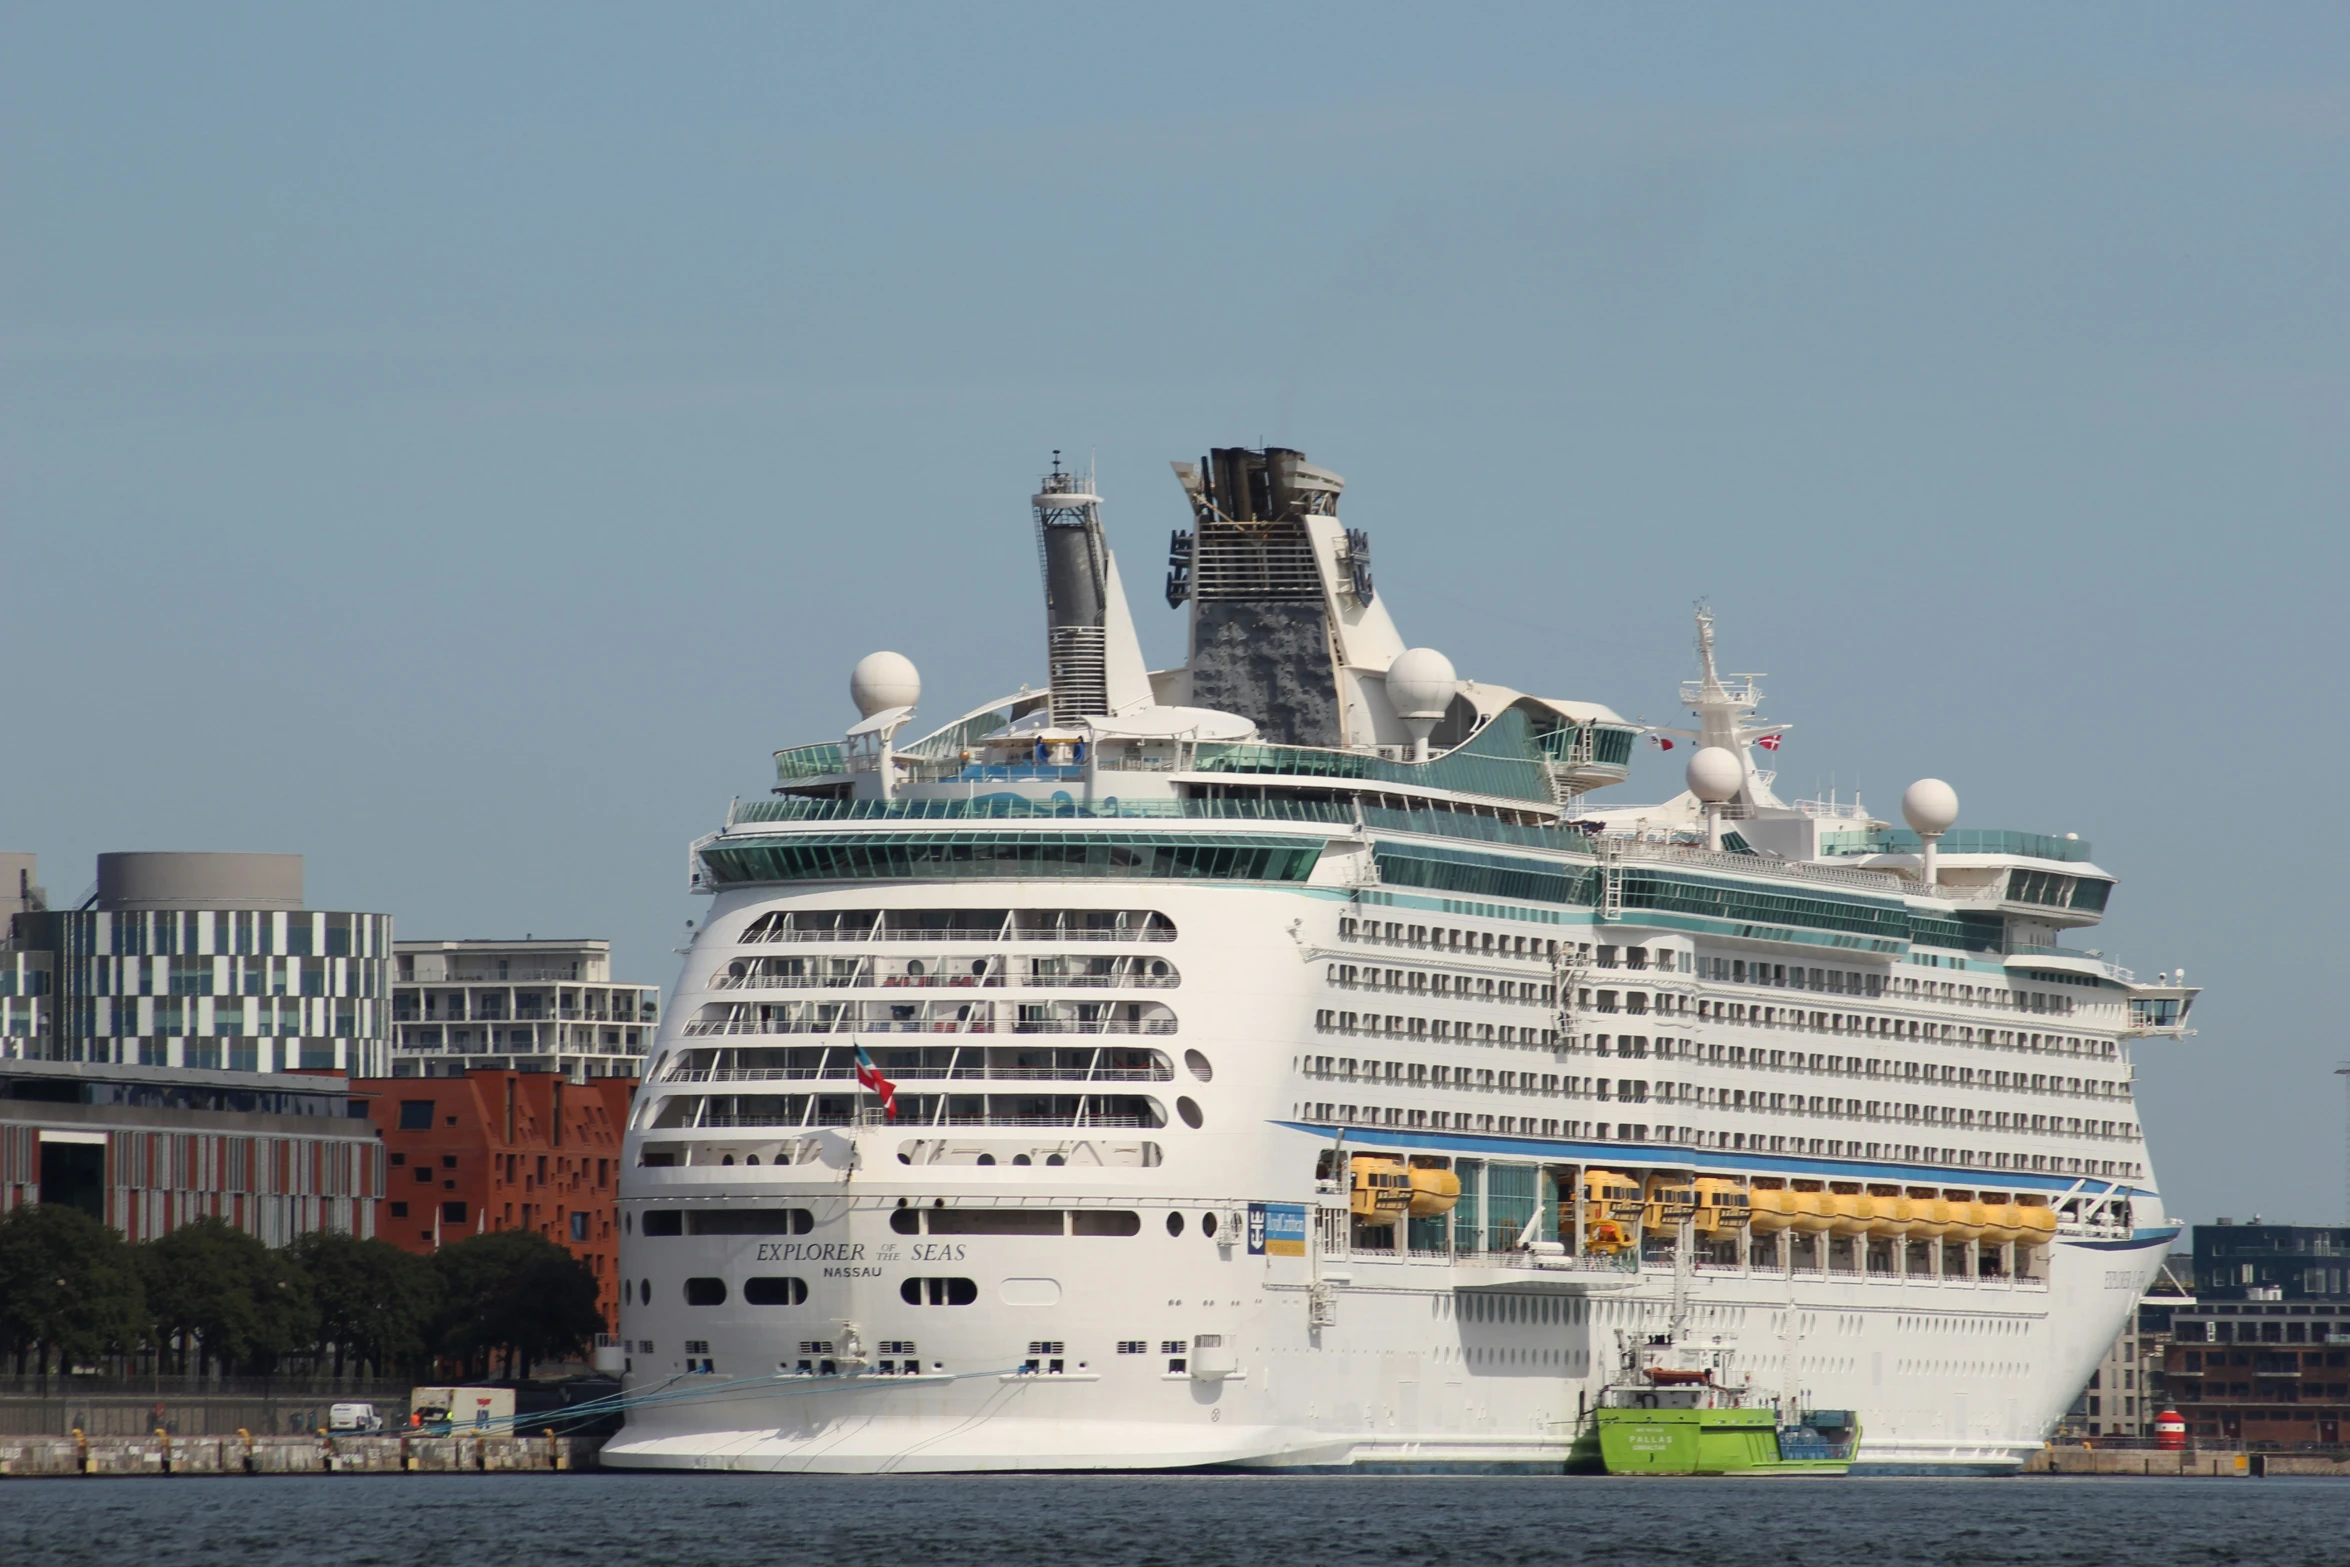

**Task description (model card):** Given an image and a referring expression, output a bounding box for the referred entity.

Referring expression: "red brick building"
[355,1072,636,1331]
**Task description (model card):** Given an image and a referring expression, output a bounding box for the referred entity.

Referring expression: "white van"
[328,1402,385,1433]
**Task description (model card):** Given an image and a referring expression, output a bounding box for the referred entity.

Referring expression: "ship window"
[686,1208,814,1236]
[1176,1097,1203,1129]
[683,1277,728,1307]
[927,1209,1064,1235]
[1166,1211,1185,1237]
[640,1211,683,1236]
[744,1276,808,1306]
[899,1277,979,1306]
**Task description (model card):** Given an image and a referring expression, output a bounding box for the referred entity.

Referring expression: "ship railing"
[681,1019,1175,1038]
[662,1066,1171,1084]
[710,973,1177,991]
[1449,1249,1643,1277]
[1606,837,1905,893]
[748,927,1177,944]
[685,1112,1158,1130]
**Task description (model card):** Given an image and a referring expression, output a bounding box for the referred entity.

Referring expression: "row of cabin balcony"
[1306,1043,2152,1127]
[392,987,658,1024]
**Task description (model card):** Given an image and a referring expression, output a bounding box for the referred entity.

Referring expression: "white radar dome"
[850,651,921,718]
[1384,648,1459,722]
[1686,746,1744,804]
[1902,778,1960,836]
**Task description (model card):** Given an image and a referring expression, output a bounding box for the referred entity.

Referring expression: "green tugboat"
[1593,1332,1860,1475]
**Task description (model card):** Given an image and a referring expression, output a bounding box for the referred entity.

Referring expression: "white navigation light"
[1902,778,1960,837]
[1384,647,1458,763]
[1686,747,1743,804]
[851,651,922,718]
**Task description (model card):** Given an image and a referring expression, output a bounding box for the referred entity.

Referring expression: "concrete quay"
[0,1431,601,1477]
[2024,1446,2350,1477]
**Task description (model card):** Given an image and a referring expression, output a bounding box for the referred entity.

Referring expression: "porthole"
[1202,1211,1219,1239]
[639,1279,651,1306]
[1184,1050,1213,1082]
[1045,1153,1066,1167]
[623,1212,633,1235]
[1175,1096,1203,1129]
[978,1154,997,1166]
[1013,1154,1033,1166]
[1166,1211,1185,1237]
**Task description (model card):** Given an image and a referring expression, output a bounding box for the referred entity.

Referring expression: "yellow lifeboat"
[1789,1185,1837,1235]
[1943,1197,1989,1243]
[1975,1200,2023,1247]
[1908,1191,1953,1240]
[1349,1155,1413,1224]
[1582,1169,1642,1252]
[1407,1161,1461,1219]
[1746,1184,1797,1233]
[1644,1175,1698,1231]
[1866,1189,1914,1240]
[1827,1187,1872,1238]
[1693,1178,1752,1233]
[2013,1202,2058,1246]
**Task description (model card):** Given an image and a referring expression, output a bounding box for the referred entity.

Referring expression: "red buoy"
[2154,1410,2187,1451]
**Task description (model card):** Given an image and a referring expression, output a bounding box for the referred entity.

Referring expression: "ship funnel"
[1033,452,1152,724]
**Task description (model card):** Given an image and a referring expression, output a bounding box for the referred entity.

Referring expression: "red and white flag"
[1647,735,1675,751]
[854,1044,899,1120]
[1756,733,1783,752]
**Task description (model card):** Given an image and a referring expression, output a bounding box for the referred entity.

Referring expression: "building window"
[399,1100,434,1130]
[441,1201,468,1224]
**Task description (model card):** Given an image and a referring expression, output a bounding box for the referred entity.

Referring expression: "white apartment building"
[390,938,657,1081]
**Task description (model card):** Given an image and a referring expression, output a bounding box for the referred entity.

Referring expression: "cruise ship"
[603,446,2198,1473]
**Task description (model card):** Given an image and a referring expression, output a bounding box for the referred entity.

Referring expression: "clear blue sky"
[4,5,2344,1226]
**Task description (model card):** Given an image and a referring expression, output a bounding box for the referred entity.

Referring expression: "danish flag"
[854,1044,899,1120]
[1755,733,1783,751]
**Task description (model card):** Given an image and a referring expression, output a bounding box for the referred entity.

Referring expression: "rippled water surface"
[7,1473,2348,1567]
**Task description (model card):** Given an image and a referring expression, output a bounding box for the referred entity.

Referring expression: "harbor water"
[5,1473,2346,1567]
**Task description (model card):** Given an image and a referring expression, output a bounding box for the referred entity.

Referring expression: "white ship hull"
[607,881,2173,1476]
[600,1180,2170,1474]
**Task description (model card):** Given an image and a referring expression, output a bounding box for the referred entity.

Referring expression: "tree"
[0,1202,146,1377]
[137,1217,315,1376]
[287,1229,440,1377]
[433,1230,603,1380]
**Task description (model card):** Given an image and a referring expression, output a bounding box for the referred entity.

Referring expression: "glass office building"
[9,853,392,1078]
